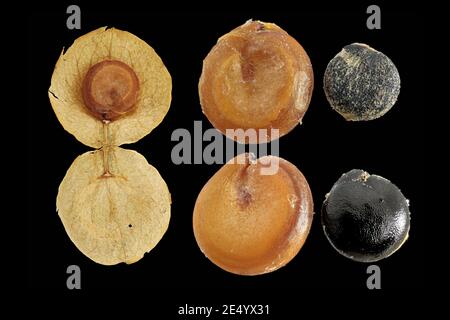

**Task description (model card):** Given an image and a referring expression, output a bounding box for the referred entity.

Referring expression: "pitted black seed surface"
[323,43,400,121]
[321,169,410,263]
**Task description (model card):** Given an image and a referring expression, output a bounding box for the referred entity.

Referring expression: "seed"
[199,20,313,143]
[321,169,410,263]
[193,153,313,275]
[323,43,400,121]
[82,60,140,121]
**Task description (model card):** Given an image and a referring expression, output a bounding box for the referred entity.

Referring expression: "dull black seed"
[323,43,400,121]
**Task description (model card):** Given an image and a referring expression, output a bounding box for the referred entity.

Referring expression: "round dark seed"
[321,169,410,262]
[323,43,400,121]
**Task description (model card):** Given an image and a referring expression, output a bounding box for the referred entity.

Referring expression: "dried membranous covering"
[49,27,172,148]
[57,148,171,265]
[49,27,172,265]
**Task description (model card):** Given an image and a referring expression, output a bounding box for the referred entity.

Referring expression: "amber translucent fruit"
[199,20,314,143]
[193,154,314,275]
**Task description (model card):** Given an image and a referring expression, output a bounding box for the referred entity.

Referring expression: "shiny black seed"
[322,169,410,262]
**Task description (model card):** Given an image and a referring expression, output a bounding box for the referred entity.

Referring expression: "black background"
[28,1,424,300]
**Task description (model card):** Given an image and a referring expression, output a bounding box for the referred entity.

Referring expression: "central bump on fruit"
[82,60,140,120]
[237,185,252,208]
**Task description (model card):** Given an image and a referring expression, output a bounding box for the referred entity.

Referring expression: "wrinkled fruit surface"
[199,20,313,143]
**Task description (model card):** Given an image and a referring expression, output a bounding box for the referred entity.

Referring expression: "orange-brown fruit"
[199,20,314,143]
[193,154,314,275]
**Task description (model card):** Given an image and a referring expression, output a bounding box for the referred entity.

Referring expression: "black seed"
[321,169,410,262]
[323,43,400,121]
